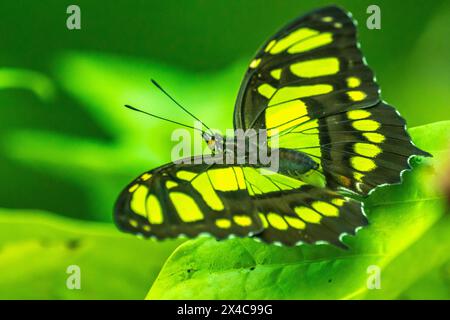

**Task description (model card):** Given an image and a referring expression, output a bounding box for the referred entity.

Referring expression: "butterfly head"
[202,132,225,154]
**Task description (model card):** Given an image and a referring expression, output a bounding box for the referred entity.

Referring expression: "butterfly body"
[195,131,318,178]
[277,148,319,178]
[115,6,430,248]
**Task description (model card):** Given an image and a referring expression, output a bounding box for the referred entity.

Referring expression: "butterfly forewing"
[115,161,264,240]
[234,6,378,130]
[233,5,430,195]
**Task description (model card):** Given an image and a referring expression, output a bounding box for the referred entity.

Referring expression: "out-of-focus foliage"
[0,0,449,299]
[0,208,182,299]
[147,122,450,299]
[1,53,242,221]
[400,260,450,299]
[0,0,449,222]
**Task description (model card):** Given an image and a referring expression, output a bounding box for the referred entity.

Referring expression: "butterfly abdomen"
[233,142,319,177]
[276,148,319,177]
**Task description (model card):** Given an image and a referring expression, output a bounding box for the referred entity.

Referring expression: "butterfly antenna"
[150,79,213,134]
[124,104,206,134]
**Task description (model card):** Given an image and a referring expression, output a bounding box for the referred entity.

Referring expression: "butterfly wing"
[114,158,263,240]
[240,166,366,248]
[233,5,430,195]
[114,157,366,248]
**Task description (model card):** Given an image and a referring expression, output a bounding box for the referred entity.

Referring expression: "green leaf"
[0,68,56,102]
[0,208,182,299]
[147,121,450,300]
[398,258,450,299]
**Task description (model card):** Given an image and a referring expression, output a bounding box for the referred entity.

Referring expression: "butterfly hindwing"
[233,5,430,195]
[317,101,430,194]
[252,185,366,248]
[115,158,367,247]
[240,167,367,248]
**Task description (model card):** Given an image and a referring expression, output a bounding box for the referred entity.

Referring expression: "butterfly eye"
[207,139,216,149]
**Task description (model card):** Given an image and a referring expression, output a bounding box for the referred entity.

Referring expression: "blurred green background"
[0,0,449,299]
